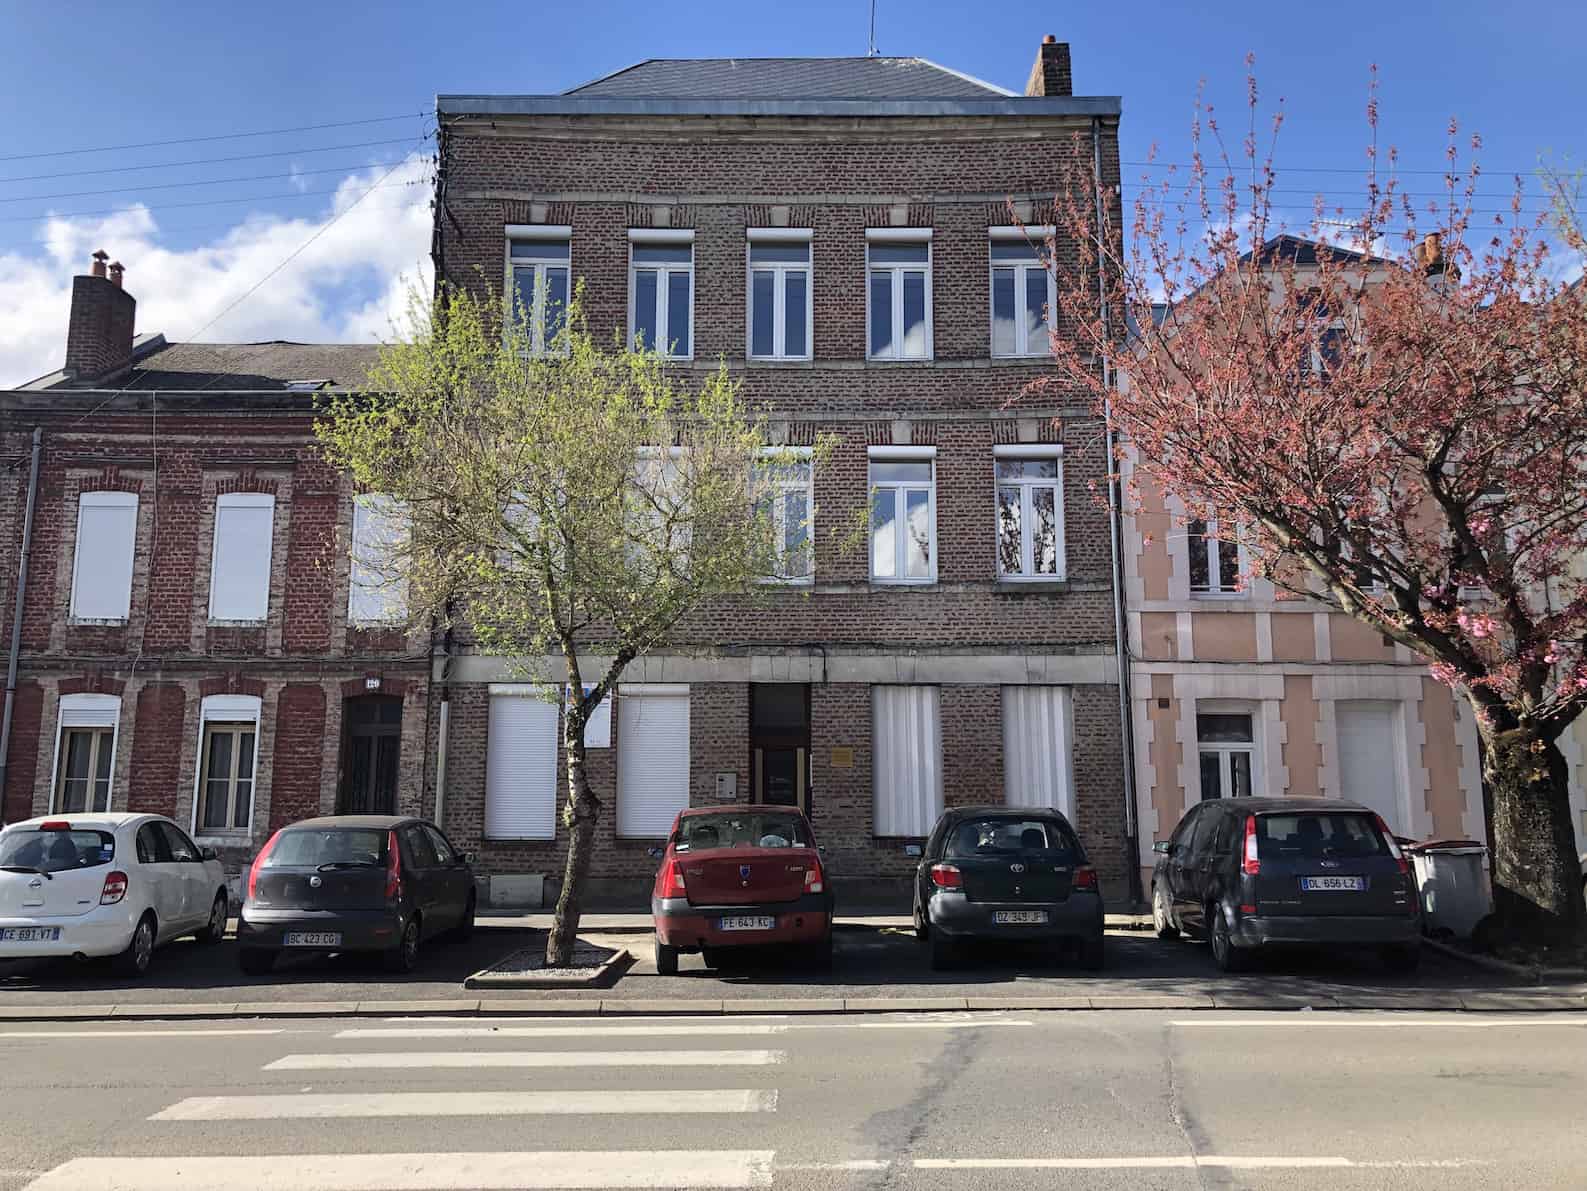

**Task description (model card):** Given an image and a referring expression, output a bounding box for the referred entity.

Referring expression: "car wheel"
[655,939,680,976]
[114,913,157,977]
[384,917,421,974]
[449,893,476,943]
[913,897,929,941]
[928,930,957,971]
[1209,904,1247,973]
[196,891,229,945]
[1152,883,1179,940]
[1079,931,1105,971]
[1382,943,1422,974]
[238,947,276,976]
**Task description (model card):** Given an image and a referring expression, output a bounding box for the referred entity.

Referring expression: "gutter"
[0,426,43,823]
[437,95,1121,119]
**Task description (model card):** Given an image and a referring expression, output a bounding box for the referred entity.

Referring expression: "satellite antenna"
[868,0,878,56]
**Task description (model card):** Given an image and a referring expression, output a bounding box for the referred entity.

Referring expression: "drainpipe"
[0,427,43,823]
[1092,118,1144,907]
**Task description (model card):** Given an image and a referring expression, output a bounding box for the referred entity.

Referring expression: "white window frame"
[756,447,814,585]
[616,683,691,839]
[993,444,1066,580]
[348,493,409,626]
[988,226,1056,358]
[191,694,262,839]
[505,225,573,356]
[1187,516,1246,598]
[868,446,937,585]
[1195,702,1258,801]
[208,491,275,622]
[485,683,561,841]
[47,693,121,815]
[865,228,933,362]
[746,229,813,361]
[69,490,137,622]
[628,229,694,360]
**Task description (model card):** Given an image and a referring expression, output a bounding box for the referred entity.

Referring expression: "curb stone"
[1423,937,1587,983]
[463,947,631,990]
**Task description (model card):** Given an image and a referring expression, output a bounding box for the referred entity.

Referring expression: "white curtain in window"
[616,686,690,838]
[71,491,137,620]
[485,686,560,840]
[1002,686,1074,816]
[348,493,409,624]
[209,493,274,620]
[873,685,942,836]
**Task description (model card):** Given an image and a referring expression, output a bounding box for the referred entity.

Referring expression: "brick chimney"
[63,249,137,382]
[1024,34,1072,98]
[1414,232,1461,287]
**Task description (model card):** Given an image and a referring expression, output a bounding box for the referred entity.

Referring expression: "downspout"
[0,426,43,823]
[1092,118,1144,907]
[432,599,456,833]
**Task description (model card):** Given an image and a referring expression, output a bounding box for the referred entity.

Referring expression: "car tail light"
[1373,815,1410,875]
[40,820,69,831]
[385,829,403,901]
[246,830,281,901]
[657,860,687,898]
[99,870,128,905]
[930,863,962,889]
[1072,866,1099,891]
[803,860,825,895]
[1239,903,1257,915]
[1242,814,1261,876]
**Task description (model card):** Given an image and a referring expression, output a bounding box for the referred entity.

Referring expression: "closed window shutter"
[209,493,274,620]
[1335,701,1400,832]
[485,688,560,840]
[1003,686,1074,815]
[617,688,690,837]
[873,685,942,836]
[71,492,137,619]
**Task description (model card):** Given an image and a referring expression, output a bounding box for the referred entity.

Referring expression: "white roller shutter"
[1003,686,1074,816]
[71,491,137,620]
[873,685,942,837]
[617,686,690,838]
[1336,701,1400,831]
[485,685,560,840]
[209,493,274,620]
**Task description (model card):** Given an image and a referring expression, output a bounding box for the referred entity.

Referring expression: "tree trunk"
[545,726,599,967]
[1481,721,1585,945]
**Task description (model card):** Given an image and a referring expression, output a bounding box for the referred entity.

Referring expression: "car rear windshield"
[676,813,812,851]
[0,829,116,874]
[1256,813,1387,860]
[263,828,389,868]
[946,817,1080,860]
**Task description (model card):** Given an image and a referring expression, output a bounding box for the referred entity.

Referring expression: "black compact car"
[912,806,1105,971]
[237,815,476,976]
[1150,797,1420,973]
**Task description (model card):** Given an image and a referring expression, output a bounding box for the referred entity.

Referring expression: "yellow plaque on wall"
[830,746,854,769]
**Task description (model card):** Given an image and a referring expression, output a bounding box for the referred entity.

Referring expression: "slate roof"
[565,57,1014,100]
[20,337,384,392]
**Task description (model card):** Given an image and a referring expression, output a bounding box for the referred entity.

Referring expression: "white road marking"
[0,1028,283,1039]
[22,1151,776,1190]
[1171,1017,1587,1029]
[150,1089,778,1121]
[336,1019,1031,1040]
[265,1049,787,1070]
[776,1160,892,1171]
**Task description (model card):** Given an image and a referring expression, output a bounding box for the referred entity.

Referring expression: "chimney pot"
[64,251,136,382]
[1024,37,1072,97]
[90,249,108,279]
[1043,33,1056,43]
[107,261,124,288]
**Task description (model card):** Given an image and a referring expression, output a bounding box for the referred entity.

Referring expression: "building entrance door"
[338,695,402,815]
[750,684,809,812]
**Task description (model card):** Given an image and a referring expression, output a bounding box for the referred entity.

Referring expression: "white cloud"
[0,153,433,387]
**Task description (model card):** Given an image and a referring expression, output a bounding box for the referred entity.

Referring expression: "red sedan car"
[650,805,833,974]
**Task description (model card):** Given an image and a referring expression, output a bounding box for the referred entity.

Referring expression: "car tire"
[1152,883,1179,940]
[913,900,929,941]
[928,930,957,971]
[449,893,476,943]
[196,891,229,945]
[655,939,680,976]
[113,913,157,977]
[1079,931,1105,971]
[384,917,421,974]
[1383,943,1422,974]
[238,947,276,976]
[1209,903,1247,973]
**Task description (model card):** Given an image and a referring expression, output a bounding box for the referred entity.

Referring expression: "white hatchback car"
[0,813,230,976]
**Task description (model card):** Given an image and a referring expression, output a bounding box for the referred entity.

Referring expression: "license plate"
[1300,876,1366,892]
[284,931,342,947]
[719,916,776,932]
[0,926,61,943]
[993,910,1049,925]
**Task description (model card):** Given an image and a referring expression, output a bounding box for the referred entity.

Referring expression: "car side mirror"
[200,846,219,862]
[460,851,476,866]
[647,846,664,860]
[1152,840,1172,855]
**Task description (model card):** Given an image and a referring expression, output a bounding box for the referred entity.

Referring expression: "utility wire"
[1122,159,1571,177]
[0,112,429,163]
[0,156,425,205]
[0,137,421,185]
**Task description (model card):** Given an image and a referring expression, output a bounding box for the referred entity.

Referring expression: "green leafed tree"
[318,286,818,964]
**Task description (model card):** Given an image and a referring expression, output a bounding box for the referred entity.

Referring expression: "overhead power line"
[0,137,422,186]
[0,154,428,205]
[1122,159,1571,178]
[0,111,429,164]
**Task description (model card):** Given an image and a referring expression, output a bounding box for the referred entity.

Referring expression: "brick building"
[427,40,1134,899]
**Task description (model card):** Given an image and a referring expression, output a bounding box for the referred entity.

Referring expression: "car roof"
[679,805,810,819]
[938,805,1071,822]
[3,812,164,831]
[278,815,419,830]
[1198,798,1377,815]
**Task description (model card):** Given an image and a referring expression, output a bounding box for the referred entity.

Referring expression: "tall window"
[485,685,559,841]
[209,492,274,621]
[1296,289,1346,382]
[348,493,409,625]
[1187,517,1242,596]
[197,722,256,832]
[508,229,571,354]
[70,491,137,621]
[1198,711,1255,799]
[630,233,693,359]
[869,451,935,583]
[990,231,1054,357]
[748,234,811,360]
[995,449,1064,579]
[55,728,113,813]
[756,449,813,583]
[873,685,943,836]
[867,233,931,360]
[617,686,690,838]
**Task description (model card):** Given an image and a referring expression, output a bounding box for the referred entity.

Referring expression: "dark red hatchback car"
[650,806,833,974]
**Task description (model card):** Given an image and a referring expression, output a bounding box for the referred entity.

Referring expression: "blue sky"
[1,0,1582,383]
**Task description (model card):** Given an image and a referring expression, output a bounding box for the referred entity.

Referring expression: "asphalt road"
[1,1009,1584,1189]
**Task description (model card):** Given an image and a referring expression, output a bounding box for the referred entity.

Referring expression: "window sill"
[193,831,252,844]
[756,576,815,588]
[995,578,1071,593]
[864,357,935,366]
[745,357,814,368]
[67,617,128,627]
[349,620,408,630]
[868,579,939,591]
[207,618,266,629]
[1190,592,1250,603]
[482,835,556,844]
